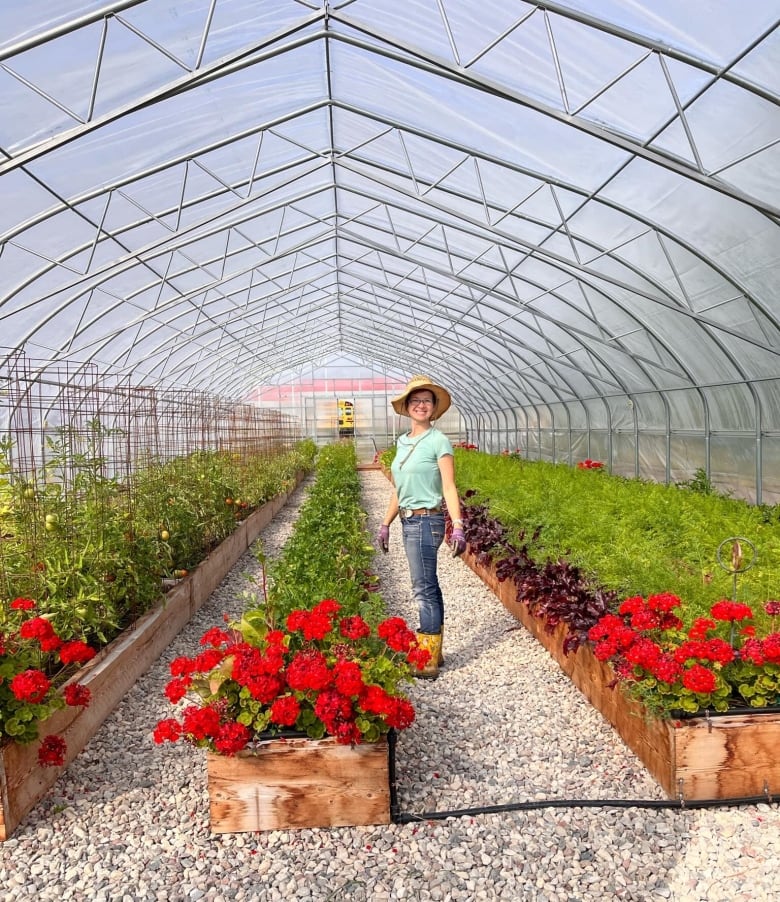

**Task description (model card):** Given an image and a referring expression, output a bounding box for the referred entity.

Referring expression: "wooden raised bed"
[0,476,303,842]
[207,734,393,832]
[463,549,780,802]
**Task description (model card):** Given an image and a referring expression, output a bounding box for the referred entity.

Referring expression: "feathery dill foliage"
[453,450,780,627]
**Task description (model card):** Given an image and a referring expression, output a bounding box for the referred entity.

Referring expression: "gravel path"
[1,470,778,901]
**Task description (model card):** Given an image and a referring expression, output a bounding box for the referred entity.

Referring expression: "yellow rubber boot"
[438,625,444,667]
[414,632,442,680]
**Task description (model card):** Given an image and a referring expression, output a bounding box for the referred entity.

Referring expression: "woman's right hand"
[377,524,390,553]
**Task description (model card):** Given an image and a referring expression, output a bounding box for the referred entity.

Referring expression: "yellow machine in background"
[337,399,355,436]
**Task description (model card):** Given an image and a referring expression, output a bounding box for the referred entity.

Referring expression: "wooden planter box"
[462,549,780,802]
[206,734,393,832]
[0,476,303,842]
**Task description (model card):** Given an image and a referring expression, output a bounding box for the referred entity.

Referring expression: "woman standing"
[376,376,466,679]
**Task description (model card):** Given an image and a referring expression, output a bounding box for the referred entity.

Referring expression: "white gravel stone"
[1,471,779,901]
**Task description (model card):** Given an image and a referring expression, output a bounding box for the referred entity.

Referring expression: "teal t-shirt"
[390,428,453,509]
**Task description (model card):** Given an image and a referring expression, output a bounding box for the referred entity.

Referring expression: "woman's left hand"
[449,527,466,557]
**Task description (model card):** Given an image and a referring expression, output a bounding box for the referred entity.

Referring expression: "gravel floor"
[1,470,778,901]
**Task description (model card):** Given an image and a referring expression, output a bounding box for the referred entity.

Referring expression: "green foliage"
[0,432,315,727]
[454,450,780,627]
[675,467,721,496]
[260,441,385,623]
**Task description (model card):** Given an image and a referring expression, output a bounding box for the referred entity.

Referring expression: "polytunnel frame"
[0,3,777,503]
[5,30,777,363]
[8,99,776,404]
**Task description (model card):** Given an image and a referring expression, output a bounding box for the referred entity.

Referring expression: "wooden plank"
[674,714,780,799]
[0,474,305,841]
[206,736,391,832]
[190,522,248,602]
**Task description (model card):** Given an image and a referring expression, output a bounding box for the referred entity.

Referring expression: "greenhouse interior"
[1,2,779,900]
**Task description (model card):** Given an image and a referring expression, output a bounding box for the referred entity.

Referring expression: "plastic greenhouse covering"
[0,1,778,500]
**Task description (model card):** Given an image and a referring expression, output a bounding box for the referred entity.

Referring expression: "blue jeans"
[401,513,446,634]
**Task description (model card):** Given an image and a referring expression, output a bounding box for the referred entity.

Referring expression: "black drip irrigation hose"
[391,792,778,824]
[386,734,778,823]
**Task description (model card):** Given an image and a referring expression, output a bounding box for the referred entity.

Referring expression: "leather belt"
[400,506,441,518]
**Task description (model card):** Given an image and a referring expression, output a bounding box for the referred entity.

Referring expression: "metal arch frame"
[327,21,780,218]
[0,4,772,494]
[333,176,769,386]
[333,136,780,343]
[327,198,734,387]
[38,177,733,406]
[4,6,776,210]
[90,213,648,405]
[76,235,580,402]
[7,165,685,402]
[7,98,776,374]
[3,179,339,349]
[324,268,584,408]
[0,17,330,176]
[3,157,737,470]
[340,232,707,474]
[74,252,568,410]
[3,34,776,318]
[523,1,780,105]
[5,82,777,359]
[13,207,702,440]
[326,159,759,473]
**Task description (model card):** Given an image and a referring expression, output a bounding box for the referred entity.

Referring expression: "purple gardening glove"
[377,524,390,553]
[450,527,466,557]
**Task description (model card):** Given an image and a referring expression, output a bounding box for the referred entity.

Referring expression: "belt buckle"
[402,508,413,519]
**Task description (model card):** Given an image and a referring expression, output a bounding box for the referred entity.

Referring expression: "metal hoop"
[715,536,756,575]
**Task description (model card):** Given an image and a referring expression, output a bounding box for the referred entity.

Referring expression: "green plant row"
[257,441,386,624]
[0,433,317,648]
[450,449,780,626]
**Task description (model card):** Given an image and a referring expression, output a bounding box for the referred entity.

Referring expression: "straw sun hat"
[391,375,452,418]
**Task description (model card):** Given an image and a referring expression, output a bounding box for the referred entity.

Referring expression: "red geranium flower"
[213,721,251,756]
[710,601,754,622]
[193,648,225,673]
[38,735,67,768]
[646,592,682,613]
[688,618,716,640]
[10,597,36,611]
[164,677,191,704]
[19,616,58,644]
[170,656,198,677]
[383,696,415,730]
[63,683,91,707]
[377,617,416,653]
[200,627,232,647]
[682,664,717,694]
[244,673,284,704]
[153,718,183,744]
[762,633,780,664]
[10,668,51,703]
[270,694,301,727]
[339,615,371,640]
[181,704,221,740]
[650,654,682,684]
[286,649,332,692]
[333,660,365,697]
[59,640,97,665]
